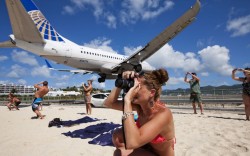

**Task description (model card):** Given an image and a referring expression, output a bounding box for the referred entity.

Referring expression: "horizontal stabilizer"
[45,60,93,75]
[0,40,16,48]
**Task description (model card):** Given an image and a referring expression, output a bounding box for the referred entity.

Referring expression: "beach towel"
[88,129,117,146]
[62,122,121,144]
[48,116,102,128]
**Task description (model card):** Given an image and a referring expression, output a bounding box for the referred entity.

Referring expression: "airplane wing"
[5,0,45,43]
[111,0,201,71]
[45,60,93,75]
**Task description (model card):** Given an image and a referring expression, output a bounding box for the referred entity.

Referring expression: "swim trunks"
[32,98,43,111]
[14,101,21,106]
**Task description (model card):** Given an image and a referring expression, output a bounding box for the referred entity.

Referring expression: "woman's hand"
[122,71,140,104]
[122,71,137,79]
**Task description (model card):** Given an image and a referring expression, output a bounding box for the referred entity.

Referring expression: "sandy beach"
[0,104,249,156]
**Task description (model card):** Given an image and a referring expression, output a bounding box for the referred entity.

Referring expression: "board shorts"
[190,93,202,103]
[32,98,43,111]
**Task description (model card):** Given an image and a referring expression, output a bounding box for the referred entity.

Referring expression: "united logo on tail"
[21,0,64,42]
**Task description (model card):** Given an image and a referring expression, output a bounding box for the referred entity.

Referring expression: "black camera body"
[115,74,134,92]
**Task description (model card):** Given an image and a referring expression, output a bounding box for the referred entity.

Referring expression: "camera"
[115,74,134,92]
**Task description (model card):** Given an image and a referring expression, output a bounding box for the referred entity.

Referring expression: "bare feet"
[40,115,46,119]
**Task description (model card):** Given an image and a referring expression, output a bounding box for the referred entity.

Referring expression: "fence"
[0,88,243,106]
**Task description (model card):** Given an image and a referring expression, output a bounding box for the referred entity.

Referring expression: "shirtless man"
[83,80,93,115]
[6,93,21,110]
[32,81,49,119]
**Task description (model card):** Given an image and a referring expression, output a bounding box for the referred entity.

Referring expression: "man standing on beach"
[32,81,49,119]
[184,72,204,114]
[83,80,93,115]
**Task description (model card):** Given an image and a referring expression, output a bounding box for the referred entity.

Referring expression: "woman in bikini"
[232,67,250,120]
[104,69,175,156]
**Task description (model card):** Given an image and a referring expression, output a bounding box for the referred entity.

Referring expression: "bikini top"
[135,118,167,144]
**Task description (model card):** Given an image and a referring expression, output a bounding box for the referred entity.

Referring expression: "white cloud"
[11,50,39,66]
[105,13,117,28]
[0,55,8,61]
[90,75,105,89]
[167,77,184,85]
[56,75,71,81]
[124,46,143,56]
[120,0,174,24]
[31,66,52,78]
[17,79,27,85]
[201,72,209,76]
[63,5,76,15]
[83,37,118,53]
[83,36,234,84]
[146,44,201,72]
[7,64,27,78]
[227,14,250,37]
[55,82,68,88]
[198,45,233,76]
[63,0,173,28]
[0,80,11,84]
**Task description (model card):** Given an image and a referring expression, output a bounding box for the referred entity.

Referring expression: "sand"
[0,104,249,156]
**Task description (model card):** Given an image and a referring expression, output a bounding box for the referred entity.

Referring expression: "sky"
[0,0,250,91]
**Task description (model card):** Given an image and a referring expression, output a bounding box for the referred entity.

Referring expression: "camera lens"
[115,78,134,90]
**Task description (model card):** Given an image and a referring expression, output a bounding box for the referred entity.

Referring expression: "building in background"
[0,83,34,95]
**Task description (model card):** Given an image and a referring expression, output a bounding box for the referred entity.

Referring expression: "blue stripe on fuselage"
[21,0,38,12]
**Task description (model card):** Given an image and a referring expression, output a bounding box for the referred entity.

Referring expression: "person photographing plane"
[32,81,49,119]
[104,69,175,156]
[232,67,250,120]
[83,80,93,115]
[184,72,204,115]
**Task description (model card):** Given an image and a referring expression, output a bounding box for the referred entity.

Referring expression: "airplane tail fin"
[5,0,64,43]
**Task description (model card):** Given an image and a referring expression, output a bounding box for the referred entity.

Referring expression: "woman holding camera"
[232,67,250,120]
[104,69,175,156]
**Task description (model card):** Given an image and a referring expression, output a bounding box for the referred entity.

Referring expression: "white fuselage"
[11,35,153,75]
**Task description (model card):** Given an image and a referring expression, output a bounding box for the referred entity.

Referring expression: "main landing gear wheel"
[98,77,105,83]
[134,64,142,72]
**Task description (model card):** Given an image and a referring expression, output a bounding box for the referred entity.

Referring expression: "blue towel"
[62,122,121,146]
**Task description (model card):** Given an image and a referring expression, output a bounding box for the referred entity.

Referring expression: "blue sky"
[0,0,249,91]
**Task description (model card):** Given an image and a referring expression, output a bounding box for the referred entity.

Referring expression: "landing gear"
[134,64,142,72]
[98,77,105,83]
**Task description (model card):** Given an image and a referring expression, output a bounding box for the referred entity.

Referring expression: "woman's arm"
[232,68,244,82]
[122,78,169,149]
[103,87,123,111]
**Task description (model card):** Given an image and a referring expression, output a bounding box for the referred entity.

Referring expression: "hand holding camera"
[115,71,142,92]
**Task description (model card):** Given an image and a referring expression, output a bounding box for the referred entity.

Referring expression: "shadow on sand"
[207,115,246,121]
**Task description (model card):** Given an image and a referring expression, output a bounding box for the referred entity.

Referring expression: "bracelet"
[122,112,134,120]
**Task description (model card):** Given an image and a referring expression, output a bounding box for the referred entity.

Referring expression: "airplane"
[0,0,201,83]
